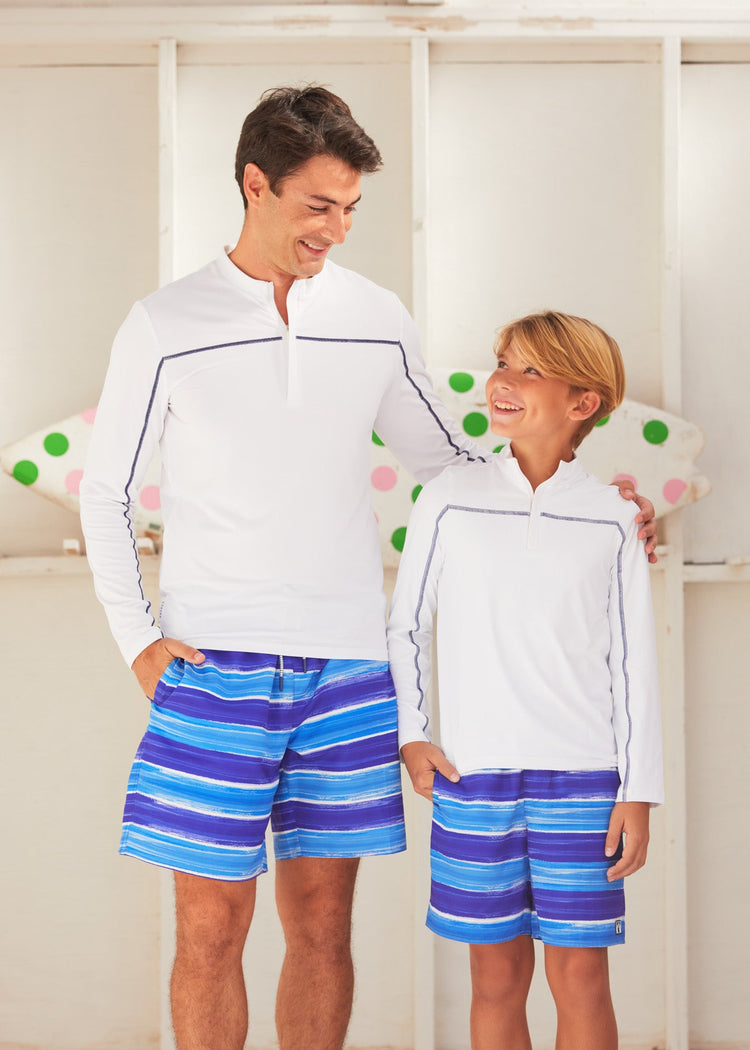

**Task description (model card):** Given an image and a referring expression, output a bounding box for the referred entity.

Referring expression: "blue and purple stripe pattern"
[120,651,406,880]
[427,769,625,947]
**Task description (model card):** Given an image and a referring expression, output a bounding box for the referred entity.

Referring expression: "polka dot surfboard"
[0,407,164,540]
[1,371,710,567]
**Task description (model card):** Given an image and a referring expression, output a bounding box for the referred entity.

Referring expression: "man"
[80,86,655,1050]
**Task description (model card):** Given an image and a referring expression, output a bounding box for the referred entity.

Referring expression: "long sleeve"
[80,302,167,667]
[387,481,446,748]
[374,304,486,483]
[607,513,664,804]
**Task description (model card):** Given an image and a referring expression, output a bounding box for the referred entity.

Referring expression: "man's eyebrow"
[308,193,362,207]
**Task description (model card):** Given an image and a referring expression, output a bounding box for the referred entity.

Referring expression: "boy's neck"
[508,437,576,491]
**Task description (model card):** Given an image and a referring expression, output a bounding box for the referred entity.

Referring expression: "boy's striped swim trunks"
[427,768,626,947]
[120,650,406,880]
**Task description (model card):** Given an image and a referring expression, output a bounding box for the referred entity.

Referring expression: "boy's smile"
[485,343,580,445]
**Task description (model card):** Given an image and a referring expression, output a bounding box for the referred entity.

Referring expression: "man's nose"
[325,210,349,245]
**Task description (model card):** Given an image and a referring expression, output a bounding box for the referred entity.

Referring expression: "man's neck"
[228,241,296,325]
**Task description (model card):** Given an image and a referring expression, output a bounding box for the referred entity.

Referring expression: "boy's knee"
[545,946,611,1003]
[470,939,535,1002]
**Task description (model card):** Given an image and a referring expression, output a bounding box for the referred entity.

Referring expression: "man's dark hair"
[234,85,382,205]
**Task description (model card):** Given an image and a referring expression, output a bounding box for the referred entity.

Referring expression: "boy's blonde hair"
[493,311,625,448]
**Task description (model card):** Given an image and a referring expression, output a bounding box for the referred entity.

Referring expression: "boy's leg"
[171,871,257,1050]
[275,855,360,1050]
[470,935,535,1050]
[544,944,617,1050]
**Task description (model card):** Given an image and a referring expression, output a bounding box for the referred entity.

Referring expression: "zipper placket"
[286,288,301,407]
[526,488,541,549]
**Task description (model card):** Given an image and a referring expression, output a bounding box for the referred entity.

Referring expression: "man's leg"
[469,935,535,1050]
[171,871,257,1050]
[544,944,617,1050]
[274,855,360,1050]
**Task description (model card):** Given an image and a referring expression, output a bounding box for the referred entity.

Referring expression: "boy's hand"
[401,741,460,800]
[613,482,658,564]
[605,801,650,881]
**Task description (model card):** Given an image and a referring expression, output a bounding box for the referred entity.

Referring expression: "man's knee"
[174,873,256,970]
[276,857,359,956]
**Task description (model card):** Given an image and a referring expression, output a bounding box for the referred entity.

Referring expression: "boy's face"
[485,342,582,445]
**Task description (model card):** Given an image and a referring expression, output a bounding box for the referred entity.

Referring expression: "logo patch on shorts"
[615,920,623,935]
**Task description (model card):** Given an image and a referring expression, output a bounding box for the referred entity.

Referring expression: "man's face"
[252,154,362,283]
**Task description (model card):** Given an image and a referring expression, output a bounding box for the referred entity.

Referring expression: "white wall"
[1,11,749,1050]
[0,58,158,557]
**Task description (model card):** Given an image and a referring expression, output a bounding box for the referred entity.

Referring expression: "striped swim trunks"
[427,768,625,948]
[120,651,406,880]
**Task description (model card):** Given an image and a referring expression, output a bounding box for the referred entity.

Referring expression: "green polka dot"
[391,526,407,552]
[643,419,669,445]
[371,431,384,447]
[595,415,610,428]
[449,372,474,393]
[43,431,69,456]
[493,444,505,454]
[411,485,423,503]
[13,459,39,485]
[463,412,489,437]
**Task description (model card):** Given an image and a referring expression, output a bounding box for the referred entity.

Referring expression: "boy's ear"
[568,390,602,422]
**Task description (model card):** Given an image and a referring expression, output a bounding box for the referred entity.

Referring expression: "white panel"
[681,64,750,563]
[685,583,750,1045]
[174,53,412,308]
[0,64,158,556]
[0,566,162,1049]
[427,62,661,403]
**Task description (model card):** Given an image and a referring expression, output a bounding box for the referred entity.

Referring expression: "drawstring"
[277,655,309,690]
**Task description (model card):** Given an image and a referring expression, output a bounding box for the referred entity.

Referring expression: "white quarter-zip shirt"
[387,448,663,804]
[80,251,483,667]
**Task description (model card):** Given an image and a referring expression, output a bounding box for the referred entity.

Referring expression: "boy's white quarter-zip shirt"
[80,250,483,668]
[387,448,664,805]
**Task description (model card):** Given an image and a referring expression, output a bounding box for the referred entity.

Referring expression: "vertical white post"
[661,35,689,1050]
[158,37,177,289]
[158,39,178,1050]
[410,33,436,1050]
[411,34,430,348]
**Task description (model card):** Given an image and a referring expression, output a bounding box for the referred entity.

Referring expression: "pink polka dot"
[663,478,687,505]
[139,485,161,510]
[81,407,97,424]
[612,473,638,490]
[371,466,398,492]
[65,469,83,495]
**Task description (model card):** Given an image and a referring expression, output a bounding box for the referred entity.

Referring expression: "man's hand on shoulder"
[401,740,460,801]
[131,637,205,700]
[612,481,658,564]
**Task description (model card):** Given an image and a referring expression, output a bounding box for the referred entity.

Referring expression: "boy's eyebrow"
[307,193,362,207]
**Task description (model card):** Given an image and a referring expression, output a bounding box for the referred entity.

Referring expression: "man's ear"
[242,163,267,208]
[569,389,602,422]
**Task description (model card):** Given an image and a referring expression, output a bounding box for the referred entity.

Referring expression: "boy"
[387,311,663,1049]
